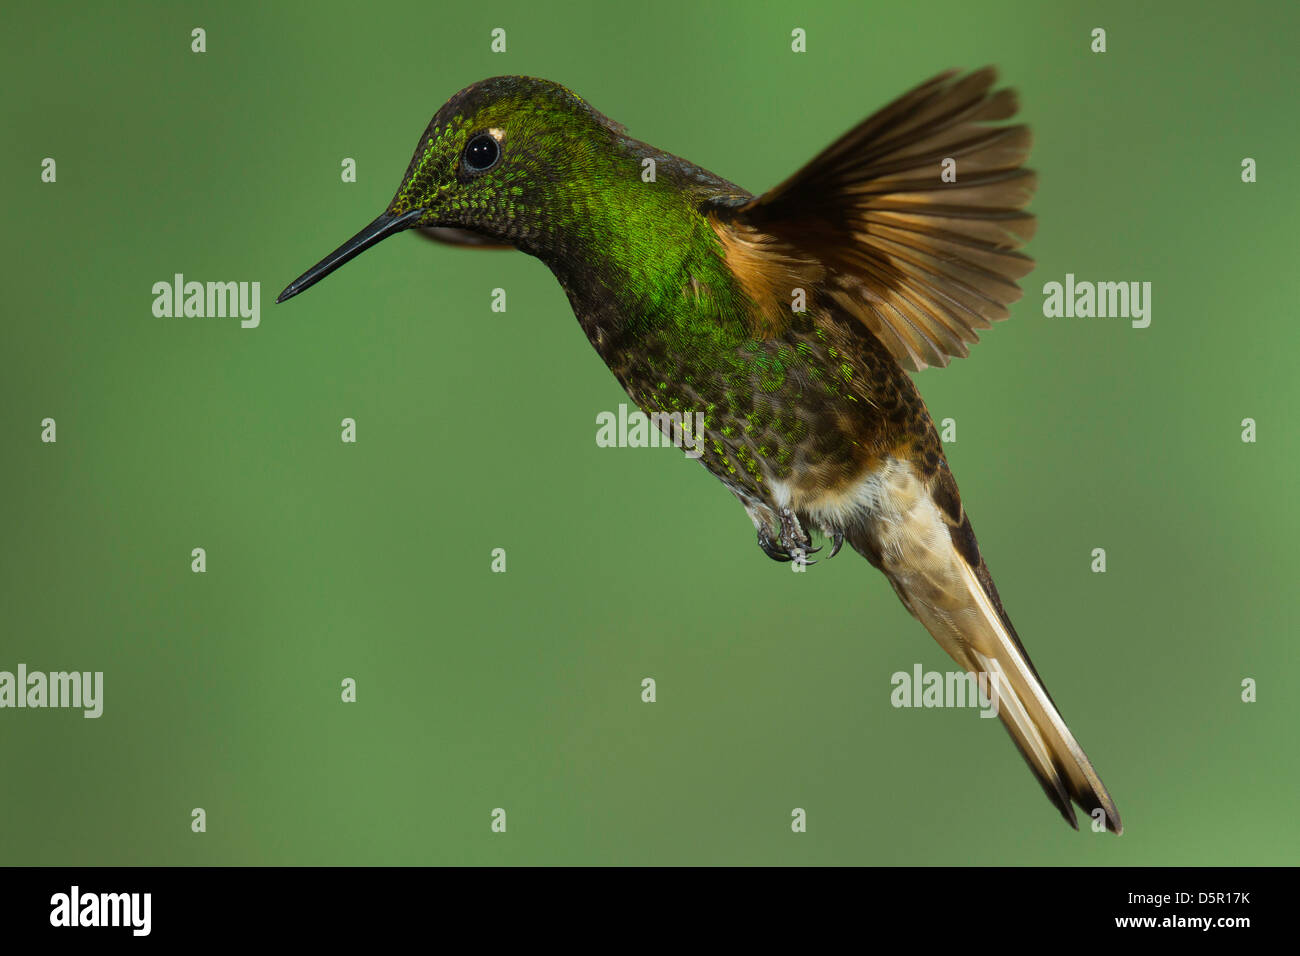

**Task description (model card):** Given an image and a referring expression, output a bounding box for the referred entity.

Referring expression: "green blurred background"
[3,0,1297,865]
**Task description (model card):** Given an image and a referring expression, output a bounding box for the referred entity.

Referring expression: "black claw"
[828,531,844,559]
[757,532,793,563]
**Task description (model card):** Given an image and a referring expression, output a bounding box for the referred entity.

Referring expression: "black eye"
[463,133,500,172]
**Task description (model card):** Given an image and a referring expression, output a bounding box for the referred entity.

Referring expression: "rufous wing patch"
[708,218,824,338]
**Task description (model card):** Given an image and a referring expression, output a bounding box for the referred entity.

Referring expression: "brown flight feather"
[709,67,1036,370]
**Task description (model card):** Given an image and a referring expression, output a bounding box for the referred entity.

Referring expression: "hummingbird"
[278,68,1122,834]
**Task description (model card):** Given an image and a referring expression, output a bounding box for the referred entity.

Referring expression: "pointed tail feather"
[841,460,1121,832]
[955,559,1122,833]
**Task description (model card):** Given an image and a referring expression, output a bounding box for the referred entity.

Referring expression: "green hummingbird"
[278,68,1121,834]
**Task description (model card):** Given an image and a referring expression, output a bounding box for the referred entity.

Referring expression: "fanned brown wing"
[708,67,1036,370]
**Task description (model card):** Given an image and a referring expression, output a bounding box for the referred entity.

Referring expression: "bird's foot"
[827,529,845,559]
[778,508,817,565]
[756,510,815,563]
[756,527,794,563]
[743,494,824,567]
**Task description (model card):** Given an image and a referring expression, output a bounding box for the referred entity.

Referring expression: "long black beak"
[276,208,426,304]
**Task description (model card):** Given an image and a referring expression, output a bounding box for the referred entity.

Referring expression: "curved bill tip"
[276,207,426,304]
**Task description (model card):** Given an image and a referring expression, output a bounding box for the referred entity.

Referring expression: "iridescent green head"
[276,76,638,303]
[387,76,632,242]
